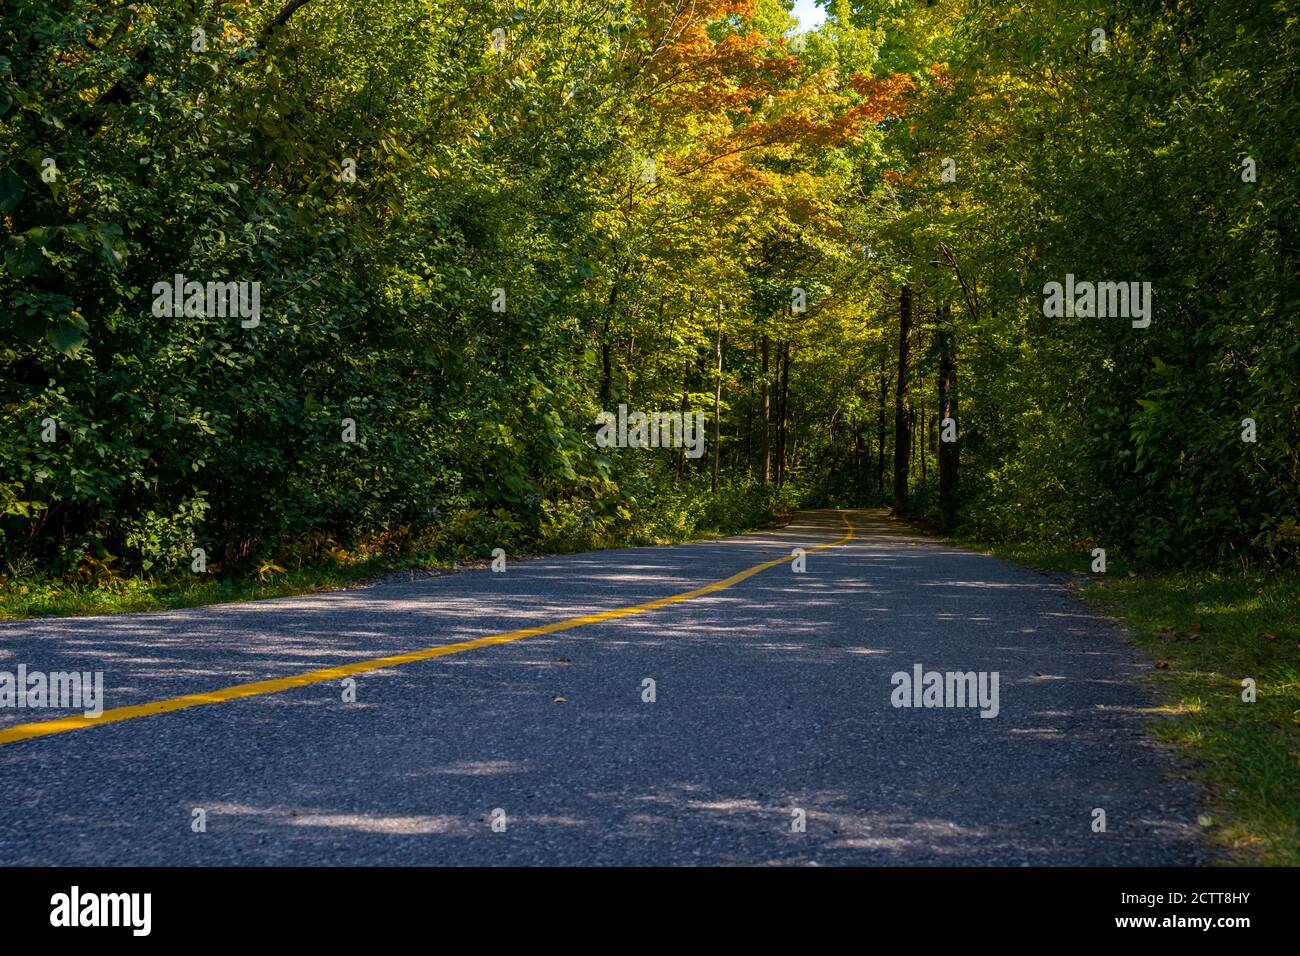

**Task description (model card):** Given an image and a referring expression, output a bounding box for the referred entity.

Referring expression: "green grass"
[0,555,435,619]
[0,513,780,620]
[958,536,1300,866]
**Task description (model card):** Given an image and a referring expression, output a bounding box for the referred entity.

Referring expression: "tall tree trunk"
[695,355,709,474]
[747,336,757,478]
[775,341,785,487]
[937,303,958,531]
[919,397,927,481]
[777,341,791,487]
[676,362,689,480]
[599,282,618,407]
[910,407,918,477]
[760,333,771,485]
[876,344,889,497]
[855,424,866,498]
[712,317,723,493]
[625,334,634,398]
[893,285,913,513]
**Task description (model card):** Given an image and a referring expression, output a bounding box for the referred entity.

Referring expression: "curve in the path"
[0,509,1204,865]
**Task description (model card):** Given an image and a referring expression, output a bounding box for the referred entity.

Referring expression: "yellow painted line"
[0,513,855,746]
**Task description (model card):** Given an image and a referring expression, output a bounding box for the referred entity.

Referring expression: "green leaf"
[4,238,44,277]
[24,225,57,247]
[0,167,23,212]
[46,323,88,356]
[96,223,126,272]
[61,224,94,249]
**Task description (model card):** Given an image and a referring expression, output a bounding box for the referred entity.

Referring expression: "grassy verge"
[0,554,426,619]
[0,512,786,620]
[955,536,1300,866]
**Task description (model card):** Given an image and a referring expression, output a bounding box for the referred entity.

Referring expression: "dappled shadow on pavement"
[0,510,1204,865]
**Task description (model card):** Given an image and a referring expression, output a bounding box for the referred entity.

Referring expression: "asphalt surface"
[0,509,1204,865]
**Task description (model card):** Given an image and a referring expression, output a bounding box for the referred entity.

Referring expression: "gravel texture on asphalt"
[0,509,1205,865]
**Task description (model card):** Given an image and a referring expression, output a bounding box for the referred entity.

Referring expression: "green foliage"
[846,0,1298,567]
[2,0,851,584]
[0,0,1293,595]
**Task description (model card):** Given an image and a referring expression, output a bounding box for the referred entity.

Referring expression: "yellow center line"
[0,512,855,747]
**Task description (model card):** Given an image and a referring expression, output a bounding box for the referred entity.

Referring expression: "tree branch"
[258,0,315,48]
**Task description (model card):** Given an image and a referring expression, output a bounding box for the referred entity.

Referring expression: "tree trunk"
[599,282,618,407]
[760,333,771,485]
[625,334,634,398]
[893,285,913,513]
[774,340,785,486]
[937,303,958,530]
[909,406,918,477]
[775,341,785,487]
[855,424,866,498]
[876,344,889,497]
[919,397,927,481]
[676,363,689,480]
[712,317,722,493]
[747,336,757,478]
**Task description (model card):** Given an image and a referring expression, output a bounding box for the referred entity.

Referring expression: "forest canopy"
[2,0,1296,580]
